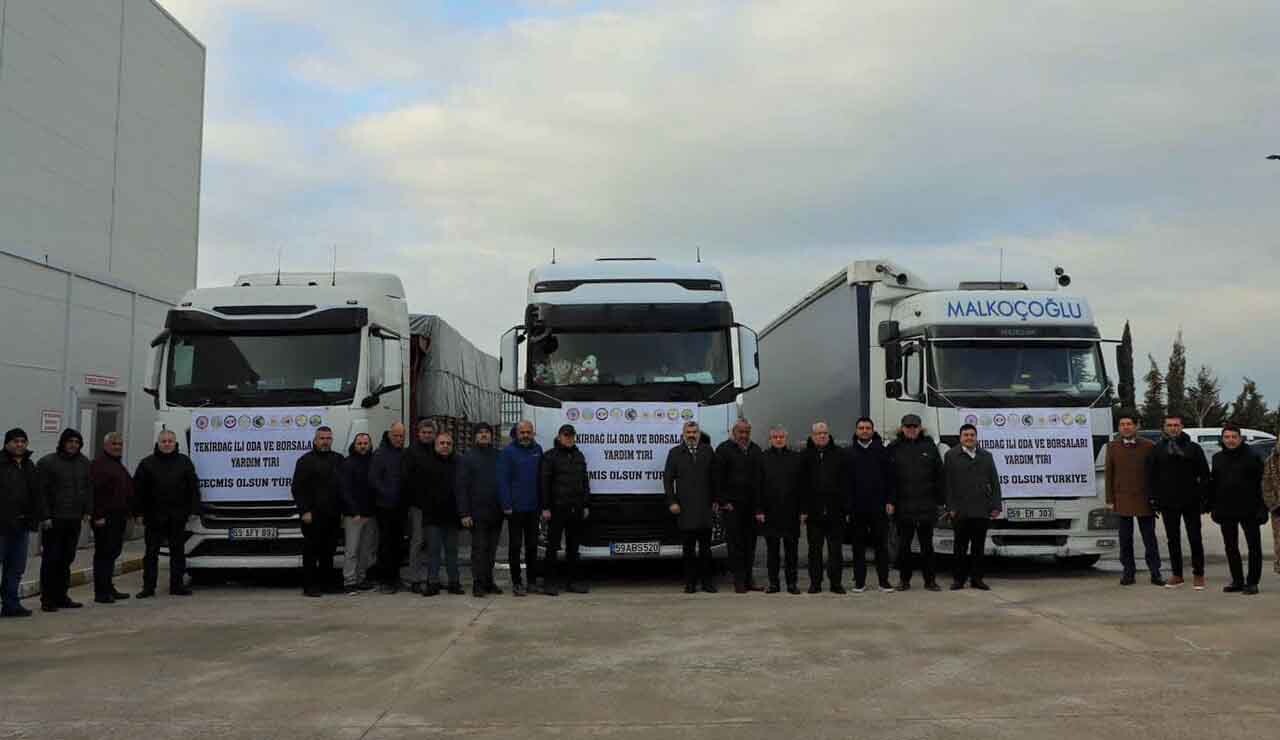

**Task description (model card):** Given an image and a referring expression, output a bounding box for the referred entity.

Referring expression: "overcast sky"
[163,0,1280,408]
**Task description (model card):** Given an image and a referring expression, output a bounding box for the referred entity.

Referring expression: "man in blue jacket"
[846,418,895,593]
[499,420,543,596]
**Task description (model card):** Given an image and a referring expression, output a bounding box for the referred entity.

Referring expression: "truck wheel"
[1056,555,1101,569]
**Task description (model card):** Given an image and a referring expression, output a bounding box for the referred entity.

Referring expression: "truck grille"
[201,502,299,529]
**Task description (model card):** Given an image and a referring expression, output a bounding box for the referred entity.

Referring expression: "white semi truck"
[143,272,501,571]
[499,258,761,559]
[749,259,1119,566]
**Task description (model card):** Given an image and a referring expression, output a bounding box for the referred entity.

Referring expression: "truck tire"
[1055,555,1101,569]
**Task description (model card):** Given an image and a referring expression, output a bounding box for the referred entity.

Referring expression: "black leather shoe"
[486,583,503,595]
[446,583,466,595]
[303,589,322,598]
[566,583,589,594]
[58,600,84,609]
[950,582,966,591]
[472,586,487,598]
[169,587,193,597]
[94,595,116,604]
[1,606,33,618]
[787,584,801,595]
[830,585,847,595]
[684,584,697,594]
[924,581,941,592]
[135,589,156,599]
[1243,585,1260,595]
[807,584,822,594]
[897,581,912,592]
[701,583,718,594]
[970,580,991,591]
[40,603,59,613]
[766,584,781,594]
[1120,575,1136,586]
[111,590,131,600]
[1224,583,1244,593]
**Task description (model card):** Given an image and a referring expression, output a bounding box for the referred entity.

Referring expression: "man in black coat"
[540,424,591,595]
[715,419,764,593]
[90,432,134,604]
[664,421,719,594]
[37,428,91,612]
[944,424,1003,591]
[886,415,944,591]
[846,418,895,593]
[292,426,344,597]
[800,421,847,594]
[2,428,46,618]
[1209,424,1267,595]
[457,422,503,597]
[133,429,200,598]
[755,425,803,594]
[418,432,464,596]
[1146,414,1211,589]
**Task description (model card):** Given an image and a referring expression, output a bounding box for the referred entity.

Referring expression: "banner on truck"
[960,408,1096,499]
[190,408,327,503]
[556,402,698,495]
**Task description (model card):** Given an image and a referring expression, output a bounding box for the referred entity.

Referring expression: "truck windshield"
[529,330,732,400]
[931,342,1107,399]
[166,332,361,406]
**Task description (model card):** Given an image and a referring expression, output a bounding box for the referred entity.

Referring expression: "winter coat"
[799,439,847,522]
[1,451,45,532]
[1104,438,1155,517]
[944,446,1003,521]
[419,450,461,527]
[541,443,590,511]
[846,434,894,515]
[664,441,718,531]
[133,444,200,523]
[714,439,763,508]
[1146,433,1210,513]
[400,441,436,513]
[757,446,803,538]
[291,447,344,519]
[887,433,944,522]
[1264,446,1280,514]
[1209,444,1266,525]
[456,445,502,523]
[37,450,92,522]
[90,451,134,519]
[498,441,544,513]
[339,448,375,517]
[368,435,405,509]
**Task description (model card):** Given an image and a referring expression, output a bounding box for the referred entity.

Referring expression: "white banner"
[190,408,327,503]
[961,408,1096,499]
[557,402,699,495]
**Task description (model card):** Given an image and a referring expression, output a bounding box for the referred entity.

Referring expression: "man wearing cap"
[887,414,945,591]
[2,428,46,617]
[37,428,92,612]
[540,424,591,595]
[457,422,503,597]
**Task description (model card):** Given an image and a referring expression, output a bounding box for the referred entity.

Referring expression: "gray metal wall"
[0,0,203,470]
[746,283,865,445]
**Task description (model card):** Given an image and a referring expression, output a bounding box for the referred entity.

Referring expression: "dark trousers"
[1220,519,1263,587]
[375,506,406,586]
[806,518,844,589]
[897,520,936,585]
[764,535,799,587]
[1161,509,1205,578]
[40,519,82,606]
[952,519,990,584]
[507,511,540,586]
[849,511,891,588]
[1118,515,1162,578]
[471,519,503,587]
[723,505,759,589]
[681,528,714,587]
[1,528,31,611]
[143,517,188,593]
[424,525,460,585]
[301,516,340,593]
[545,508,585,585]
[92,515,127,598]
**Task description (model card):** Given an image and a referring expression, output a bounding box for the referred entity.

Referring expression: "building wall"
[0,0,203,478]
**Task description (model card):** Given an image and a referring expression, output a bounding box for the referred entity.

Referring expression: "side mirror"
[500,327,523,394]
[884,341,903,380]
[735,325,760,393]
[885,380,904,399]
[143,336,165,398]
[877,320,900,346]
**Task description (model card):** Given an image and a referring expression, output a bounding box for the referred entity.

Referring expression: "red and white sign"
[40,409,63,434]
[84,373,120,389]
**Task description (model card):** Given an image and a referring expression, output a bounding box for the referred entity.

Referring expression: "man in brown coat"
[1106,412,1165,586]
[1262,443,1280,575]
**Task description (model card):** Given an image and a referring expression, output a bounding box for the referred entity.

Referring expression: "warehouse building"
[0,0,204,469]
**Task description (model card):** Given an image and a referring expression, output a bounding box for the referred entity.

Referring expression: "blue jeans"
[425,525,459,586]
[1117,515,1162,579]
[1,528,31,611]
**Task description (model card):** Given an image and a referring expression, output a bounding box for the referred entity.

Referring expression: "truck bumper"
[574,543,729,561]
[933,532,1119,558]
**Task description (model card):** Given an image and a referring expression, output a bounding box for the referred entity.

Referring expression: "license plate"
[228,527,279,540]
[611,541,661,556]
[1005,507,1055,522]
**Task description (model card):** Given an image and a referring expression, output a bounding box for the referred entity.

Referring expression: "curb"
[18,554,146,600]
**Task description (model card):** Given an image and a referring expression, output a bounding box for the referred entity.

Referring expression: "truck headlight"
[1088,508,1121,531]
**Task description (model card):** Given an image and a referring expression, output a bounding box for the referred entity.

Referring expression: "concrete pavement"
[3,542,1279,740]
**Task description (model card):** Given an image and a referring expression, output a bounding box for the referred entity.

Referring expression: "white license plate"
[611,541,661,556]
[228,527,279,540]
[1005,507,1055,522]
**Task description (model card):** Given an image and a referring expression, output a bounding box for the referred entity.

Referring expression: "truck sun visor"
[164,306,369,334]
[527,301,734,332]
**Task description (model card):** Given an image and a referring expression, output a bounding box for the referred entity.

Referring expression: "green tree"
[1140,355,1165,428]
[1116,321,1136,411]
[1185,365,1225,427]
[1165,331,1187,419]
[1227,377,1269,429]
